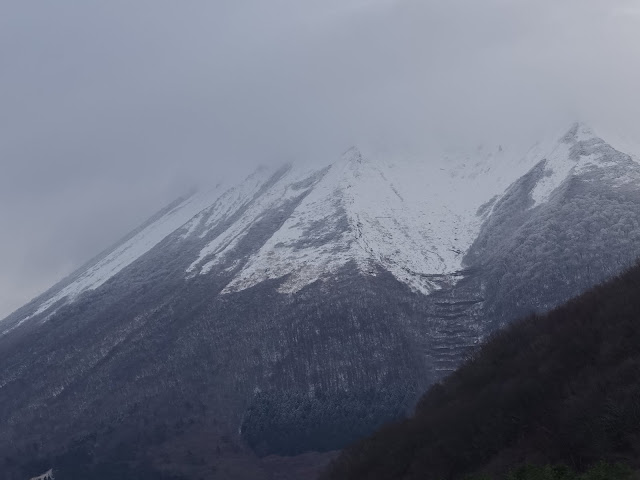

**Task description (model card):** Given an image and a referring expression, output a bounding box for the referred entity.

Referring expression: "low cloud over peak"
[0,0,638,318]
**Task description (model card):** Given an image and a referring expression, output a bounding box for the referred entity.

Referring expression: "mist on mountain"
[1,0,640,319]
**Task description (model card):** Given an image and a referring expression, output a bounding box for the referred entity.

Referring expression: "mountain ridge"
[3,122,610,332]
[2,122,640,479]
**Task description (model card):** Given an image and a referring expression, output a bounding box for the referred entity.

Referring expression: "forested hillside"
[323,261,640,480]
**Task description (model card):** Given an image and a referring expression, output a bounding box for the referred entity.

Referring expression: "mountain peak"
[342,146,364,164]
[561,121,598,144]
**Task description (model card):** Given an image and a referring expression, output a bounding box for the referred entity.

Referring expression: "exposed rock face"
[2,124,640,479]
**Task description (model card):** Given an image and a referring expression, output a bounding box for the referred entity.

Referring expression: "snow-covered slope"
[4,122,633,334]
[529,123,637,205]
[1,185,230,335]
[184,124,617,295]
[218,145,527,294]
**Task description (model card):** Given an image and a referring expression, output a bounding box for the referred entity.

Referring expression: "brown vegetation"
[324,262,640,480]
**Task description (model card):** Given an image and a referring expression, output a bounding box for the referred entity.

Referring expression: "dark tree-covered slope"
[323,262,640,480]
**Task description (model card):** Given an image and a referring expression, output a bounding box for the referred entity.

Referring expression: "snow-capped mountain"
[2,123,640,479]
[2,135,535,335]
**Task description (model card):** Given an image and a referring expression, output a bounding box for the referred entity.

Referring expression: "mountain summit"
[2,124,640,479]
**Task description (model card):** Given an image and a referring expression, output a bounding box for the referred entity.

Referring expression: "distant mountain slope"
[322,260,640,480]
[2,124,640,479]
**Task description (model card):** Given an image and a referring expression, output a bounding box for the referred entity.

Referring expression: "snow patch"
[4,185,228,334]
[187,165,325,277]
[530,141,576,206]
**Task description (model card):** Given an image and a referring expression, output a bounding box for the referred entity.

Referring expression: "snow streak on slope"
[220,145,535,295]
[2,185,229,334]
[530,123,640,206]
[217,160,354,293]
[186,165,327,276]
[528,123,604,206]
[215,124,635,296]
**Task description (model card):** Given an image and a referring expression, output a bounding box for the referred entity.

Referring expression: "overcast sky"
[1,0,639,319]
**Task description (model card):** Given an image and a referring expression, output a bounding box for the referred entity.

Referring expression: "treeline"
[323,261,640,479]
[472,462,632,480]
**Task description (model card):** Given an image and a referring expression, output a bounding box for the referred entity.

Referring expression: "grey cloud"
[1,0,638,317]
